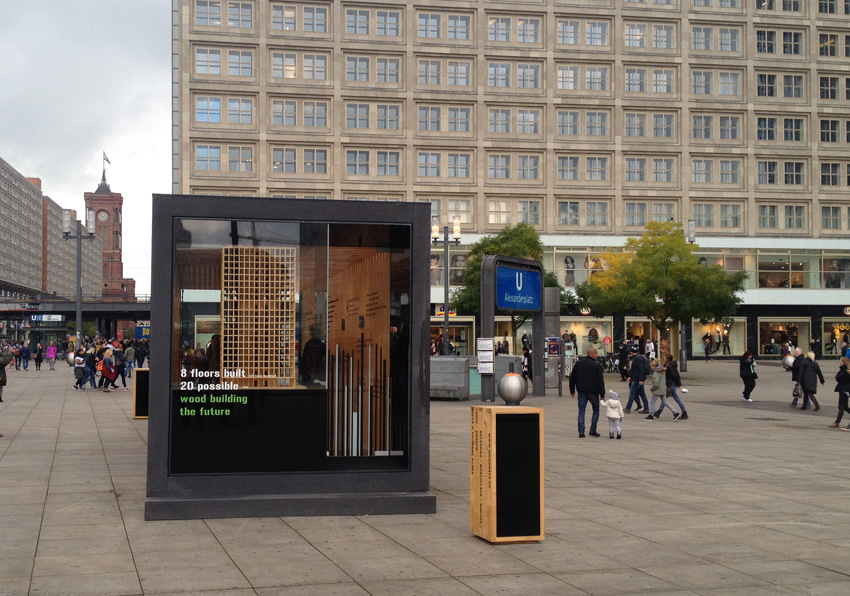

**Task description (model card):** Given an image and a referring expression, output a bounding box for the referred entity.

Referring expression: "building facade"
[0,157,43,297]
[42,197,103,301]
[173,0,850,358]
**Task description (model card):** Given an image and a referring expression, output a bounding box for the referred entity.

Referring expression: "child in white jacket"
[600,389,625,439]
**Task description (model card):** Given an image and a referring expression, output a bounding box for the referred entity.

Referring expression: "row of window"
[195,97,850,148]
[195,49,848,104]
[194,1,850,45]
[193,145,848,190]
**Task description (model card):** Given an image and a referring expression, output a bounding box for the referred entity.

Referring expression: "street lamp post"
[63,209,96,348]
[680,218,696,372]
[432,216,461,355]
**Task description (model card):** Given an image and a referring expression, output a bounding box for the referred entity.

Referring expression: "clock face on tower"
[97,210,108,222]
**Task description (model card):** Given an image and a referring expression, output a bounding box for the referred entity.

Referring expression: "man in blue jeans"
[626,348,651,413]
[569,347,606,438]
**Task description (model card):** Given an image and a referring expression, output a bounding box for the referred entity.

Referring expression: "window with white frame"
[448,153,471,178]
[821,76,838,100]
[419,106,440,131]
[720,115,741,139]
[557,65,579,90]
[488,200,511,224]
[517,18,540,43]
[196,1,222,26]
[558,111,579,136]
[653,69,675,93]
[653,203,676,222]
[448,198,472,223]
[694,203,714,227]
[448,14,471,40]
[518,110,540,134]
[720,204,741,228]
[693,27,713,51]
[625,202,648,226]
[558,201,580,225]
[488,109,510,133]
[488,62,510,87]
[196,144,222,170]
[720,160,741,184]
[488,16,511,41]
[654,158,675,182]
[418,152,440,177]
[227,98,252,123]
[653,25,675,49]
[785,205,805,228]
[418,59,441,85]
[346,150,369,175]
[692,71,712,95]
[758,117,777,140]
[347,103,370,129]
[820,33,838,56]
[376,104,400,129]
[447,106,471,132]
[758,204,778,228]
[557,156,579,180]
[272,147,295,173]
[822,206,841,229]
[557,20,579,45]
[517,64,540,88]
[346,9,369,35]
[821,119,840,143]
[784,74,804,99]
[587,156,609,180]
[625,157,647,182]
[692,159,713,183]
[517,155,540,179]
[625,68,647,93]
[784,161,805,185]
[376,151,399,176]
[719,28,740,52]
[693,115,712,139]
[196,48,221,75]
[654,114,675,138]
[821,162,840,186]
[227,2,252,28]
[196,96,221,122]
[518,200,540,224]
[271,2,329,34]
[488,154,510,179]
[418,13,440,38]
[587,201,609,226]
[586,21,609,46]
[758,160,778,184]
[625,113,646,137]
[586,66,608,91]
[783,118,804,142]
[586,112,608,136]
[303,148,328,173]
[625,23,647,48]
[448,61,471,86]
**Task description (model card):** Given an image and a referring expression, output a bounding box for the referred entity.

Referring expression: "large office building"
[0,158,103,343]
[173,0,850,358]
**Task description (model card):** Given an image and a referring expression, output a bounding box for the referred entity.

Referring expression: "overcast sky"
[0,1,172,295]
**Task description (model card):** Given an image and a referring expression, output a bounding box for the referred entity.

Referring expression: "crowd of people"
[567,334,850,439]
[71,338,149,392]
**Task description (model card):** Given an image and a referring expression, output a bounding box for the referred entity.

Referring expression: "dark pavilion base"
[145,491,437,520]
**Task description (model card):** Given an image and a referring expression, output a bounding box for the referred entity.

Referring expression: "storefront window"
[822,257,850,288]
[822,320,850,355]
[171,218,412,473]
[560,317,613,356]
[429,317,474,355]
[758,319,809,356]
[692,319,745,357]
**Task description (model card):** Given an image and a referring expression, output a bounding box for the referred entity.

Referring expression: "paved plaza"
[1,358,849,595]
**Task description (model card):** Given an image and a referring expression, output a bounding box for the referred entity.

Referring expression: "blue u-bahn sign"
[495,266,542,311]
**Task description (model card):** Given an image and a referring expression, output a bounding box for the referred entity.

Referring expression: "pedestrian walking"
[663,353,688,420]
[34,342,44,371]
[740,350,757,402]
[799,352,824,411]
[46,341,57,370]
[600,389,624,439]
[625,347,650,413]
[521,346,533,388]
[569,347,606,438]
[20,344,30,371]
[829,356,850,429]
[73,349,87,390]
[789,347,804,407]
[645,360,680,421]
[124,342,136,378]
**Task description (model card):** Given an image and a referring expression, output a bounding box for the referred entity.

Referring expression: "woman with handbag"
[829,356,850,429]
[739,350,757,402]
[101,348,119,392]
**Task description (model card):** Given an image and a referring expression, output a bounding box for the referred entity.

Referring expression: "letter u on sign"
[495,266,541,311]
[515,273,523,291]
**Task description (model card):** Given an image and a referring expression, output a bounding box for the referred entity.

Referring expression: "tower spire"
[96,168,111,193]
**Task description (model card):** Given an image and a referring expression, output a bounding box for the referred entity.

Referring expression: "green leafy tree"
[574,221,747,341]
[451,223,568,352]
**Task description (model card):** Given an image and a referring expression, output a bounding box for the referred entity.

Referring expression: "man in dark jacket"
[790,347,804,407]
[569,347,606,438]
[626,349,651,413]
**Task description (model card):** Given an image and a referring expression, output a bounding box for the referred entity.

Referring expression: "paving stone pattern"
[0,359,849,595]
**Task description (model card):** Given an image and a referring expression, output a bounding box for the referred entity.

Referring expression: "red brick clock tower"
[84,171,136,302]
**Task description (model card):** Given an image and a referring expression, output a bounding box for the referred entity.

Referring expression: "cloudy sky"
[0,1,172,295]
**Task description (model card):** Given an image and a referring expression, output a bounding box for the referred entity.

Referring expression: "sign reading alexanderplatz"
[145,195,435,520]
[495,267,542,311]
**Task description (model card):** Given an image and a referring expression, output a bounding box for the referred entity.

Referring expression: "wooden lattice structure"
[221,246,297,388]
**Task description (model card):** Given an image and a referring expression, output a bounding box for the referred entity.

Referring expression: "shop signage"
[844,307,850,316]
[495,266,542,311]
[579,307,592,316]
[30,314,64,322]
[603,336,612,345]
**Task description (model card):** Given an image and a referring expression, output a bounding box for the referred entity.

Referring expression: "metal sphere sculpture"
[497,372,528,406]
